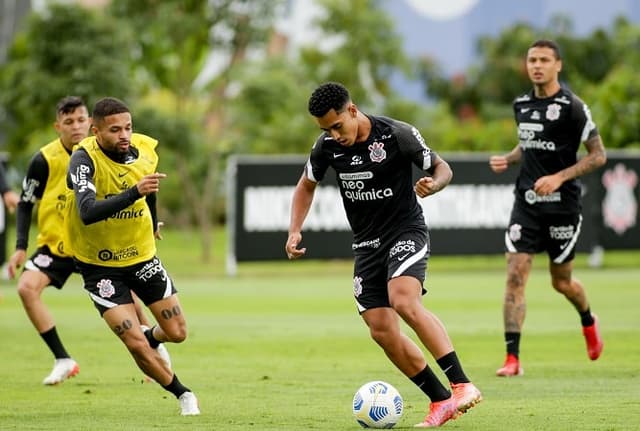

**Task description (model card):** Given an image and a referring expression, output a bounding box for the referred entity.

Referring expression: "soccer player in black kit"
[490,40,606,377]
[286,82,481,427]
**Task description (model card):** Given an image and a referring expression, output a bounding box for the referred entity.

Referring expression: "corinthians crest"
[602,163,638,235]
[368,141,386,163]
[546,103,561,121]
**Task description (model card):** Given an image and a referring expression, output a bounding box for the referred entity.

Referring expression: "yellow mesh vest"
[65,133,159,266]
[37,139,71,257]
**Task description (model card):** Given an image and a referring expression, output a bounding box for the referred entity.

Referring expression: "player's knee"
[389,290,422,321]
[16,281,41,301]
[551,278,571,294]
[164,324,188,343]
[127,336,153,357]
[369,327,389,346]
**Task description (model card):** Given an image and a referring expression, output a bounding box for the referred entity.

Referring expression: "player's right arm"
[7,152,48,279]
[285,173,317,260]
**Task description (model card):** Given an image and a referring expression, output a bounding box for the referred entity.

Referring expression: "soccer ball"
[352,381,403,428]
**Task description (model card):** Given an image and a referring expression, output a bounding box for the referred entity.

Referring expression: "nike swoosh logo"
[397,252,411,261]
[118,171,129,177]
[333,153,344,158]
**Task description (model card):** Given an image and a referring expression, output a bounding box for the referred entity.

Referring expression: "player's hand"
[489,155,509,173]
[7,249,26,279]
[2,191,19,213]
[285,232,306,260]
[136,173,167,196]
[414,176,440,198]
[154,221,164,240]
[534,173,563,196]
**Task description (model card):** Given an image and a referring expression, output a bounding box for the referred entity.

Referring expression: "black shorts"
[75,256,178,316]
[24,246,77,289]
[352,227,429,313]
[505,200,582,264]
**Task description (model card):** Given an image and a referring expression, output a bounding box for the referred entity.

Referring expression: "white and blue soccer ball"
[352,380,403,428]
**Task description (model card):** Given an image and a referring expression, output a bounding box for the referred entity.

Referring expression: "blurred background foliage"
[0,0,639,259]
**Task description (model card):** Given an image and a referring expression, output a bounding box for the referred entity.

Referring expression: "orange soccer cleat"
[582,314,603,360]
[496,353,524,377]
[414,397,459,428]
[450,382,482,414]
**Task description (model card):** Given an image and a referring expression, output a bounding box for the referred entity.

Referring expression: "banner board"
[227,152,639,274]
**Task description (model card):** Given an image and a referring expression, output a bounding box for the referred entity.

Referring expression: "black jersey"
[513,87,599,212]
[304,114,436,243]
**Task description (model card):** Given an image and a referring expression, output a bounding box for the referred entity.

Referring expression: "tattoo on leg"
[160,305,182,320]
[112,319,134,336]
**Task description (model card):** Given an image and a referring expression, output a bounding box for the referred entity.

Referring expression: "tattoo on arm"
[560,136,606,180]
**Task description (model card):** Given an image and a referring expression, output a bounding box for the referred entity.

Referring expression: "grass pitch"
[0,229,638,430]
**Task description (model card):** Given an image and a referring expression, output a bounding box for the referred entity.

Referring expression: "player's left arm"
[396,122,453,198]
[557,135,607,181]
[415,154,452,198]
[534,100,607,196]
[145,193,163,240]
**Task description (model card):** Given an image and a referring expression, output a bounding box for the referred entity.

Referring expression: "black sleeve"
[0,163,9,194]
[570,94,599,142]
[146,193,158,231]
[15,152,50,250]
[21,152,49,202]
[15,202,34,250]
[305,133,330,183]
[395,121,437,174]
[68,148,142,225]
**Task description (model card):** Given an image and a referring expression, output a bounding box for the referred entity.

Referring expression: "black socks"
[410,366,451,402]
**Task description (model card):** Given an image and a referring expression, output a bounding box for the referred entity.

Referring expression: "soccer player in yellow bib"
[7,97,89,385]
[64,97,199,415]
[8,96,165,386]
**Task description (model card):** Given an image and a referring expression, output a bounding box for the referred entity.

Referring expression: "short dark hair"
[92,97,130,124]
[308,82,350,117]
[56,96,86,116]
[530,39,561,60]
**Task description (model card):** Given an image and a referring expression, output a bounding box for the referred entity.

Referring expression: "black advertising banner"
[227,152,639,272]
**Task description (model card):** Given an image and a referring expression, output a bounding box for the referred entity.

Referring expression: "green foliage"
[229,58,318,154]
[0,4,132,156]
[300,0,410,108]
[588,65,640,149]
[108,0,214,96]
[416,15,640,149]
[131,105,202,223]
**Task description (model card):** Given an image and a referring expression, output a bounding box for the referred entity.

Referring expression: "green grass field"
[0,229,638,430]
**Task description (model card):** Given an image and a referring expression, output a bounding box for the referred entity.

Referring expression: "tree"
[301,0,410,110]
[229,0,415,158]
[414,16,640,149]
[109,0,283,262]
[0,4,132,162]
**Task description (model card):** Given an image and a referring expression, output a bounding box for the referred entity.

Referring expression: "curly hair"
[308,82,350,117]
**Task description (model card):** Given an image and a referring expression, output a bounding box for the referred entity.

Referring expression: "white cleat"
[42,358,80,385]
[179,391,200,416]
